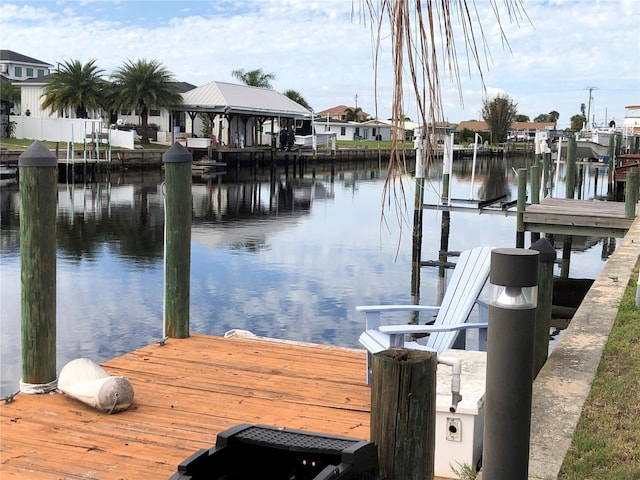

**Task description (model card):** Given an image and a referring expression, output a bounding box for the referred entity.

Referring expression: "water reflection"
[0,157,614,397]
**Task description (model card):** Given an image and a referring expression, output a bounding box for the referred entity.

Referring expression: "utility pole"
[585,86,598,127]
[354,93,358,111]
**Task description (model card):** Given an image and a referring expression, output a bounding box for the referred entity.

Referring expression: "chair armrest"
[358,330,391,354]
[356,305,440,313]
[379,322,488,335]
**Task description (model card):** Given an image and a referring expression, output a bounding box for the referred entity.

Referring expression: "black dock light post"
[19,141,58,393]
[483,248,539,479]
[162,142,192,339]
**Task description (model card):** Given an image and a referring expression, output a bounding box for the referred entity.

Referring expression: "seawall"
[528,212,640,478]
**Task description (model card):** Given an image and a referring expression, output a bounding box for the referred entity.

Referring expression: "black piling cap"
[162,142,192,164]
[18,140,57,167]
[530,237,557,263]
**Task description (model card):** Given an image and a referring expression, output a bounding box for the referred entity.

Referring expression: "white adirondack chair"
[358,246,493,383]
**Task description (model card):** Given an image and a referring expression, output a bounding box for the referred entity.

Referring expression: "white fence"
[9,116,136,149]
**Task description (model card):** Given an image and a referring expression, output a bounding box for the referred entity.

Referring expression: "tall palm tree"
[282,89,311,110]
[41,59,104,118]
[231,68,276,89]
[111,59,182,144]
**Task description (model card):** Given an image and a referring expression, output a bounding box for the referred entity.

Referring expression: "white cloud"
[1,0,638,125]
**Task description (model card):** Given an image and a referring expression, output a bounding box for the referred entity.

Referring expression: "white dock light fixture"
[483,247,539,480]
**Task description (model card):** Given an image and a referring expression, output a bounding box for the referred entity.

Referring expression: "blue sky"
[1,0,638,127]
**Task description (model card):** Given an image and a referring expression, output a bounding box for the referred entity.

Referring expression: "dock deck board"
[0,335,371,479]
[523,198,635,237]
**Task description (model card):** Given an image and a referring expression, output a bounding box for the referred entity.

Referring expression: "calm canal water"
[0,156,614,397]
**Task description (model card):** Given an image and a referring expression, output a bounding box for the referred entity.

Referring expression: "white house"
[312,118,395,141]
[0,50,52,82]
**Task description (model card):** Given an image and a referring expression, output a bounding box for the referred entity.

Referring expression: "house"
[316,105,370,122]
[311,118,374,141]
[17,74,57,117]
[0,50,52,81]
[456,120,555,141]
[172,81,312,148]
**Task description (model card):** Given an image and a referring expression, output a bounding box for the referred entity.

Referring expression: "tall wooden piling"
[371,349,437,480]
[625,167,638,218]
[561,139,576,277]
[542,152,551,198]
[531,238,556,376]
[566,136,577,198]
[411,139,426,307]
[607,135,616,199]
[530,164,541,244]
[516,168,527,248]
[19,141,58,392]
[163,143,193,338]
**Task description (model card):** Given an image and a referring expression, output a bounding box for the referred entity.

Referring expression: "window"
[340,127,346,136]
[119,109,131,115]
[37,69,45,77]
[14,66,22,77]
[150,109,161,116]
[26,67,33,77]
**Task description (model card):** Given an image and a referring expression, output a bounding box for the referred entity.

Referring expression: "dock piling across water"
[162,143,193,339]
[18,141,58,393]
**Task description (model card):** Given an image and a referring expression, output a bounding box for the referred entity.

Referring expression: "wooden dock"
[522,197,636,237]
[0,334,371,479]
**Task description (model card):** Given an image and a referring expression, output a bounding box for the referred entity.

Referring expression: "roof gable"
[179,81,311,118]
[0,50,52,66]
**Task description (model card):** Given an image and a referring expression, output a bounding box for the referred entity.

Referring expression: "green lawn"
[558,261,640,479]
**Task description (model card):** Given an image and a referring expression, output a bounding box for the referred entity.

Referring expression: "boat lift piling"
[561,136,578,278]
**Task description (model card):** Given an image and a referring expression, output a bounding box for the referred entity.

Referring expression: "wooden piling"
[542,153,551,199]
[19,141,58,392]
[566,136,577,198]
[608,135,616,199]
[516,168,527,248]
[371,349,437,480]
[411,146,425,309]
[530,164,541,243]
[625,167,638,218]
[163,143,193,338]
[531,238,556,376]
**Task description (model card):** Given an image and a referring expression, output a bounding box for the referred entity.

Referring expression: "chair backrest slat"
[426,246,492,352]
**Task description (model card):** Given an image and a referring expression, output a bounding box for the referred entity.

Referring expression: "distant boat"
[573,127,616,160]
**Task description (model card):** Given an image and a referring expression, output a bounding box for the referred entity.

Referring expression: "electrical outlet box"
[446,417,462,442]
[435,349,486,478]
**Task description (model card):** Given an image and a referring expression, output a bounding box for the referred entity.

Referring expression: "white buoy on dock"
[58,358,134,413]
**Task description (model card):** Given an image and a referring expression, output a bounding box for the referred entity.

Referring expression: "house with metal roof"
[172,81,312,148]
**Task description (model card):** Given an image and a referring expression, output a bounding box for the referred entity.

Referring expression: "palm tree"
[41,59,104,118]
[111,59,182,144]
[282,89,311,110]
[231,68,276,89]
[344,106,364,122]
[0,80,20,104]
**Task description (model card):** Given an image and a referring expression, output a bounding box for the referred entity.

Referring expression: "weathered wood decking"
[0,335,371,479]
[523,197,636,237]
